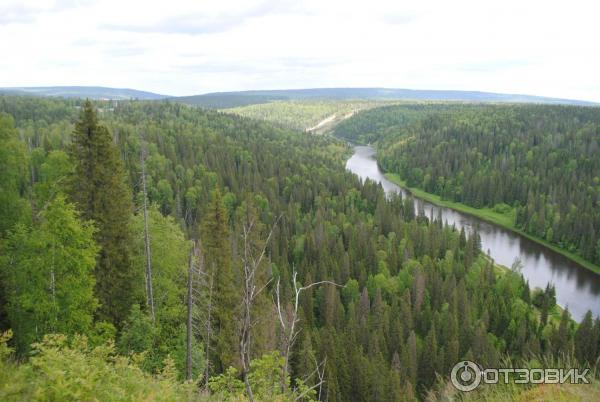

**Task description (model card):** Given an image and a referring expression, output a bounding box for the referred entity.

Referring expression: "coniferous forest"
[0,96,599,401]
[335,104,600,269]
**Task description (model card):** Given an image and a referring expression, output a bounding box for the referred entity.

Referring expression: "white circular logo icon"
[451,360,482,391]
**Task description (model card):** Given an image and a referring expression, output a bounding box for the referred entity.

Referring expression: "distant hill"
[0,86,168,100]
[2,86,596,106]
[173,87,598,108]
[173,93,287,109]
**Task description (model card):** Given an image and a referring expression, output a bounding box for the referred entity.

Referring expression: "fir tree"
[202,189,239,372]
[68,101,137,326]
[574,311,597,364]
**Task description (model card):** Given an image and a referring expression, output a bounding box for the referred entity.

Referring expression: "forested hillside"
[173,88,597,109]
[0,86,168,100]
[0,96,599,401]
[335,104,600,269]
[225,100,391,131]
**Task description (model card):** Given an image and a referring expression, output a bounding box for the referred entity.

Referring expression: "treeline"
[336,103,600,267]
[0,96,599,401]
[227,100,394,131]
[333,103,451,144]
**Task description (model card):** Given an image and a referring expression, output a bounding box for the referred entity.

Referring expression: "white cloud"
[0,0,599,101]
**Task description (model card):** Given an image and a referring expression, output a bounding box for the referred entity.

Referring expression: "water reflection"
[346,146,600,321]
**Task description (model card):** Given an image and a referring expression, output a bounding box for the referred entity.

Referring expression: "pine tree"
[420,322,438,388]
[403,330,418,388]
[553,308,574,357]
[68,101,137,326]
[574,311,597,364]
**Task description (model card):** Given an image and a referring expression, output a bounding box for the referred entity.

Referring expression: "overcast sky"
[1,0,599,101]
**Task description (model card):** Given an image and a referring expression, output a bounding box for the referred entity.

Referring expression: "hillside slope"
[0,86,168,100]
[173,87,598,108]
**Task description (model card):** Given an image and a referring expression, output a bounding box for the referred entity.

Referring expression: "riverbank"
[482,253,567,320]
[384,172,600,275]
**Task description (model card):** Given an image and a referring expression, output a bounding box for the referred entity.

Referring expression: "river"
[346,145,600,321]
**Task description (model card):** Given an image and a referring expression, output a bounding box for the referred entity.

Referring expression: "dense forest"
[0,96,599,401]
[335,104,600,268]
[171,88,597,109]
[226,100,397,132]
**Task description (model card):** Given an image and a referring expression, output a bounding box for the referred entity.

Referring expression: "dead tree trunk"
[275,268,341,393]
[203,269,214,386]
[186,238,214,385]
[239,215,281,402]
[186,241,196,381]
[140,140,155,323]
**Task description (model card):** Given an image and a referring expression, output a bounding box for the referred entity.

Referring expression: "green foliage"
[132,207,191,321]
[202,189,239,372]
[131,206,199,376]
[118,304,157,362]
[226,100,396,131]
[0,112,29,236]
[208,351,316,401]
[1,96,598,400]
[342,279,360,305]
[0,331,199,401]
[342,103,600,266]
[88,321,117,347]
[207,366,245,399]
[333,103,434,144]
[32,150,73,208]
[121,206,206,378]
[0,195,98,353]
[492,203,512,214]
[68,100,138,326]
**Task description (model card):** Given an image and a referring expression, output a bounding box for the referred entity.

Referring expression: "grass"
[515,382,600,402]
[460,381,600,402]
[384,172,600,275]
[453,342,599,401]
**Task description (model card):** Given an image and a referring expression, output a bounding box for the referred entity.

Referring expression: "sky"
[1,0,599,101]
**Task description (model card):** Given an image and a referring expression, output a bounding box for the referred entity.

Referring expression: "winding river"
[346,145,600,321]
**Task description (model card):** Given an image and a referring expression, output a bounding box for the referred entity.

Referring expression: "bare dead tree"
[186,241,197,381]
[275,267,342,395]
[50,239,57,330]
[186,238,215,384]
[239,214,281,402]
[316,356,326,401]
[200,264,214,386]
[140,138,155,323]
[293,356,327,401]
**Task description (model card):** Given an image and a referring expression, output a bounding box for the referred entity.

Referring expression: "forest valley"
[0,96,599,401]
[334,103,600,271]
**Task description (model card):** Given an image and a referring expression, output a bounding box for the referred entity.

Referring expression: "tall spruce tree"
[68,101,137,326]
[201,189,239,372]
[575,311,597,364]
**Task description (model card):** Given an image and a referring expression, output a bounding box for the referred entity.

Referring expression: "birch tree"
[0,195,98,353]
